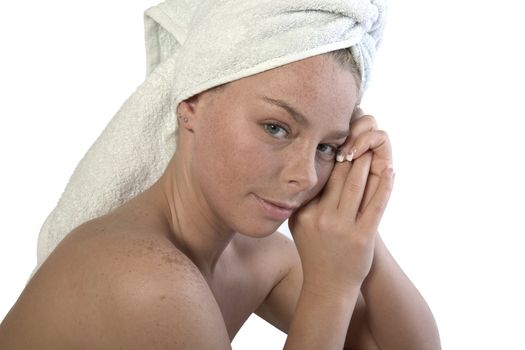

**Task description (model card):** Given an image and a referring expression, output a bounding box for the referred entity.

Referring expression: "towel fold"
[34,0,387,275]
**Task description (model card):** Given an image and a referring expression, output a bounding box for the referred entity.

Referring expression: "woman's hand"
[288,108,394,295]
[343,107,393,210]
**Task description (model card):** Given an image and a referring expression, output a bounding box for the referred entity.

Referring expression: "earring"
[177,113,189,124]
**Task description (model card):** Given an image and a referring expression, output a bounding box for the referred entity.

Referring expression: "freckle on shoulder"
[62,224,202,285]
[122,235,201,273]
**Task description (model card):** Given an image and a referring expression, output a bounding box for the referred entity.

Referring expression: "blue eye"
[317,144,337,158]
[264,123,288,138]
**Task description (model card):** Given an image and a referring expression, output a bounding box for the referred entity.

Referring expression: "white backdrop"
[1,1,524,349]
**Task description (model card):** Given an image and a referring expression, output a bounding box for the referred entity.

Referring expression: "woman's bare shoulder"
[0,224,231,350]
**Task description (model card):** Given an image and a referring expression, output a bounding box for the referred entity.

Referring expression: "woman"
[0,0,440,349]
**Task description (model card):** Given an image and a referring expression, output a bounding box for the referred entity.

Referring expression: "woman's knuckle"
[316,214,334,232]
[362,115,377,127]
[295,207,313,222]
[371,201,386,216]
[352,232,371,248]
[347,181,363,194]
[376,129,388,139]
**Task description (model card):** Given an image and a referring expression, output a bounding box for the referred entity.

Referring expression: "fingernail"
[336,151,345,162]
[345,151,354,162]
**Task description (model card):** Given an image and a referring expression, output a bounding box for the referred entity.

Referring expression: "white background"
[1,1,524,349]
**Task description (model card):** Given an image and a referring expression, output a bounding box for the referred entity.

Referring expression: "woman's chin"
[235,220,284,238]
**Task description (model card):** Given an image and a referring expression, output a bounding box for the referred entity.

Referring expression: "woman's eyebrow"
[258,94,349,139]
[258,95,309,126]
[329,130,350,140]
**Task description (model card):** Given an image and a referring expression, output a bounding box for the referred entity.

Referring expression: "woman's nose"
[281,146,318,193]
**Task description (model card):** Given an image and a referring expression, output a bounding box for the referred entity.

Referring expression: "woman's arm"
[259,109,439,349]
[284,282,361,350]
[339,109,440,348]
[281,147,394,349]
[255,230,439,349]
[359,235,441,350]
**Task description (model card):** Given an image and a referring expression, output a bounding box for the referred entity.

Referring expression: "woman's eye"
[264,123,288,138]
[317,144,337,158]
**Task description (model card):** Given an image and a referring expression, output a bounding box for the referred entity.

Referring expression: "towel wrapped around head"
[34,0,387,275]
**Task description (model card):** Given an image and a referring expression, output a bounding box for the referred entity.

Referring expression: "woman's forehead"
[225,55,358,121]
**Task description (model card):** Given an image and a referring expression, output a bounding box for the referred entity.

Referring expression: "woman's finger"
[339,109,378,157]
[318,161,352,209]
[351,114,378,134]
[348,130,393,175]
[339,152,373,217]
[358,166,395,232]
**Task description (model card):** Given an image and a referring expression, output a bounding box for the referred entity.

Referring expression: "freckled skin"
[0,55,360,349]
[183,54,358,238]
[2,54,440,349]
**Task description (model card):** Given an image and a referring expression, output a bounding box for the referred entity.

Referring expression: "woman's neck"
[140,153,237,280]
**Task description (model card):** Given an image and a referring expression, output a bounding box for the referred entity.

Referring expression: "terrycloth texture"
[33,56,179,276]
[34,0,387,275]
[171,0,386,108]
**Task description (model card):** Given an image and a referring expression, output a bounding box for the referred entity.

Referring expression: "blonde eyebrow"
[259,95,350,140]
[259,95,309,126]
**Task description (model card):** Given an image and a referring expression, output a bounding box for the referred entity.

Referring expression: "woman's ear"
[176,94,201,132]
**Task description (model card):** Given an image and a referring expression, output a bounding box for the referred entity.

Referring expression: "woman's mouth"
[253,194,298,221]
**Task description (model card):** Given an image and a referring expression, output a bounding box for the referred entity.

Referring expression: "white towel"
[34,0,387,275]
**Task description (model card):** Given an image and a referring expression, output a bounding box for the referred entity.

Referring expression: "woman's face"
[184,54,358,237]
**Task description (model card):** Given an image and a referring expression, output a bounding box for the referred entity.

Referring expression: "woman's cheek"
[316,161,335,190]
[298,161,334,203]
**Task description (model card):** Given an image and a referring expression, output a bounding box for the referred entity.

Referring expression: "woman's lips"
[254,194,297,221]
